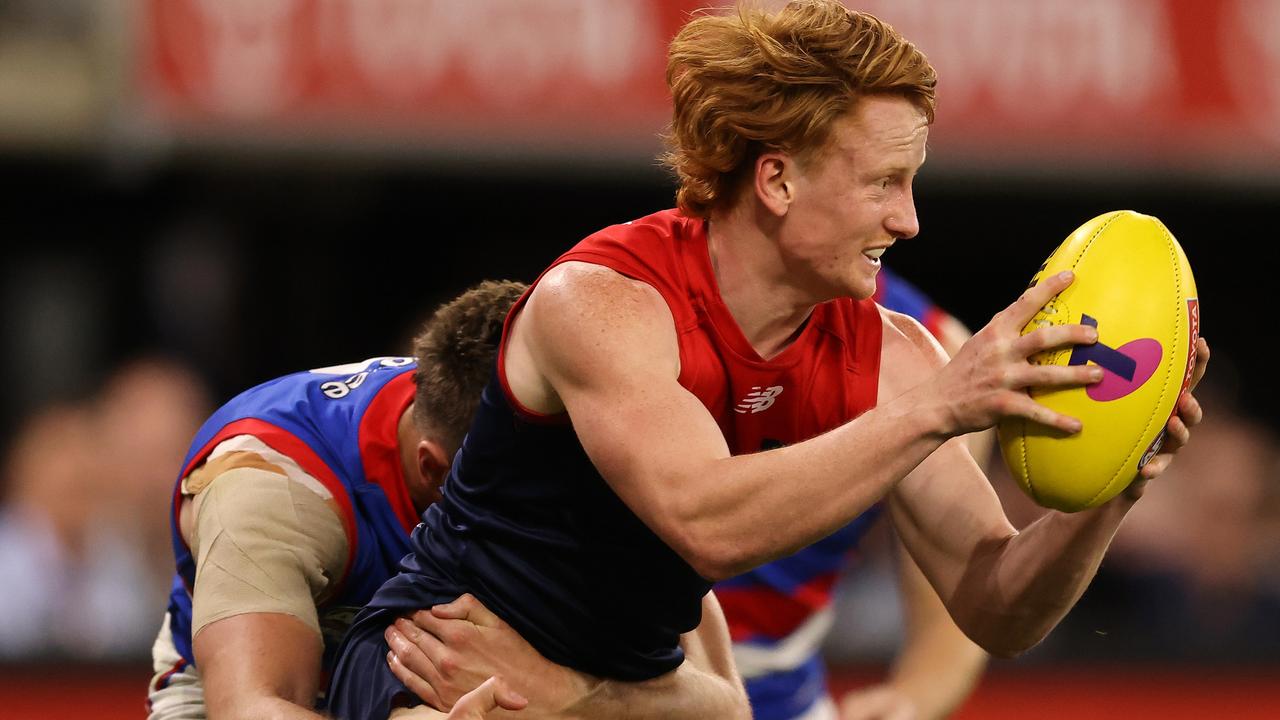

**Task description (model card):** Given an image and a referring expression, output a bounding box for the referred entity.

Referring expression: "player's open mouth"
[862,247,886,266]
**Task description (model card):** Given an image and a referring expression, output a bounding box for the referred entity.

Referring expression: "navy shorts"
[326,607,417,720]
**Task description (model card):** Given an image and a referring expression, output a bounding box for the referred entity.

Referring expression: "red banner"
[139,0,702,149]
[138,0,1280,170]
[858,0,1280,171]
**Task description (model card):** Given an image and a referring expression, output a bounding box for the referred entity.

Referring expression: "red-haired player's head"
[664,0,936,301]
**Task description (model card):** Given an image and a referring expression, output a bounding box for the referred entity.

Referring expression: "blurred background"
[0,0,1276,717]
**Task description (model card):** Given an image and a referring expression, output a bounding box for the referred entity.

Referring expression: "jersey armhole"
[495,280,571,425]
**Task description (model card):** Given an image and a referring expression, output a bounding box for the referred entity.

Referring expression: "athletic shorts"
[326,599,451,720]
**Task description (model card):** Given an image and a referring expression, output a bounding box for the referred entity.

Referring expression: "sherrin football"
[997,211,1200,512]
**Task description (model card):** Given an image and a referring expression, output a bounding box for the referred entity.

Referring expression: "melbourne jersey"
[719,266,954,720]
[155,357,419,708]
[359,209,883,682]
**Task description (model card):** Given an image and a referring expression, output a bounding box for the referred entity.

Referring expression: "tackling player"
[146,280,747,720]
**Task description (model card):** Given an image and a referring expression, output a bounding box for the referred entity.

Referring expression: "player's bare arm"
[839,310,988,720]
[506,263,1099,582]
[184,457,348,720]
[839,538,986,720]
[385,592,749,719]
[195,613,327,720]
[580,591,749,719]
[882,305,1210,657]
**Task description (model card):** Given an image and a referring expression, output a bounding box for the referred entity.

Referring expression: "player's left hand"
[839,685,919,720]
[1125,336,1210,497]
[385,593,597,717]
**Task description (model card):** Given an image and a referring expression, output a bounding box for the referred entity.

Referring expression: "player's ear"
[754,151,795,217]
[417,438,451,483]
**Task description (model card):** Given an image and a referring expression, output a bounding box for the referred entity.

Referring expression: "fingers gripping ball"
[997,211,1200,512]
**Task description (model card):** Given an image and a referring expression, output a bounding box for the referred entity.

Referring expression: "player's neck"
[707,207,818,360]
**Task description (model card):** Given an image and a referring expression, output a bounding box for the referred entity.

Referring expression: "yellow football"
[997,211,1200,512]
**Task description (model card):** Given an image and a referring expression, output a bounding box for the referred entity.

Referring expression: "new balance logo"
[735,385,784,414]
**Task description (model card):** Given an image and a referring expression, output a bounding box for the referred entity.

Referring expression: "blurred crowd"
[0,358,210,661]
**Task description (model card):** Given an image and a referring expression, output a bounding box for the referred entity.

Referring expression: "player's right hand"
[932,271,1103,435]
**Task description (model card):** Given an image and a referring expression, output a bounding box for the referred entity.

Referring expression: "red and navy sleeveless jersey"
[363,209,883,682]
[160,357,419,689]
[721,265,953,720]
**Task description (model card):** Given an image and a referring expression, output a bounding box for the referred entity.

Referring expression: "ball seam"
[1016,418,1035,504]
[1071,211,1124,272]
[1082,219,1182,507]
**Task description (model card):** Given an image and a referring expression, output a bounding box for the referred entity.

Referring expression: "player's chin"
[843,270,878,300]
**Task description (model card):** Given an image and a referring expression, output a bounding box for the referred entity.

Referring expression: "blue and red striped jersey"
[161,357,419,699]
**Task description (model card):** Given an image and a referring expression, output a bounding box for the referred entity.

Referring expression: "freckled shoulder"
[519,260,682,390]
[530,261,673,329]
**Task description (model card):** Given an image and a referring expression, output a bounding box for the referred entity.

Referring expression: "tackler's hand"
[385,594,595,718]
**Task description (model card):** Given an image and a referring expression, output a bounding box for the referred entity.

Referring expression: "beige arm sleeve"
[184,444,349,639]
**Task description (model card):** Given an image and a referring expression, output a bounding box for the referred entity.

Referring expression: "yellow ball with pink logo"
[997,211,1200,512]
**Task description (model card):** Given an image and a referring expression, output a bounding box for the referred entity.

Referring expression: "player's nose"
[886,187,919,239]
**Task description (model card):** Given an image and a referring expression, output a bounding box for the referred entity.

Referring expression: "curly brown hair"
[662,0,937,218]
[411,280,528,452]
